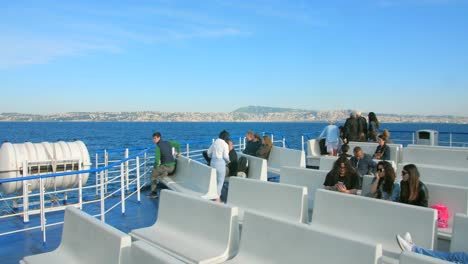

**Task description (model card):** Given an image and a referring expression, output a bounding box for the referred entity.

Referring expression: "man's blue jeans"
[414,246,468,263]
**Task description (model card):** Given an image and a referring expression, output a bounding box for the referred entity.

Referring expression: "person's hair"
[262,135,273,147]
[382,129,390,139]
[254,133,262,141]
[331,156,356,176]
[402,164,421,201]
[378,134,386,143]
[368,112,380,129]
[353,146,362,153]
[246,130,254,137]
[152,132,161,138]
[341,144,349,153]
[219,130,230,141]
[377,161,396,195]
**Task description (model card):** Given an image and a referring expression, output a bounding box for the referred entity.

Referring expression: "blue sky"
[1,0,467,116]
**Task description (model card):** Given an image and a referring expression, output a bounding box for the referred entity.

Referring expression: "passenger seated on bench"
[373,135,390,161]
[350,146,376,183]
[226,139,238,177]
[339,143,352,158]
[208,130,231,203]
[370,161,400,201]
[397,232,468,263]
[149,132,181,198]
[243,130,260,156]
[324,156,360,195]
[256,135,273,159]
[399,164,428,207]
[381,129,393,144]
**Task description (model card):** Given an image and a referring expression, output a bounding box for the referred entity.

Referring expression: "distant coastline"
[1,106,467,123]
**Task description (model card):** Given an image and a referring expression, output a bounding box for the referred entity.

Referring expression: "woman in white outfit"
[207,130,230,202]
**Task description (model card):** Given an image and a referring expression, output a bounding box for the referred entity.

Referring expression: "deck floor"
[0,189,159,264]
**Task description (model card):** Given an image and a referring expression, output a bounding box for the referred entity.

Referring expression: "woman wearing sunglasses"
[370,161,400,201]
[399,164,429,207]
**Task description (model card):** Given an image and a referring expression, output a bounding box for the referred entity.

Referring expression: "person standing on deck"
[319,120,340,156]
[367,112,380,142]
[149,132,181,198]
[208,130,230,203]
[357,111,368,142]
[343,111,360,143]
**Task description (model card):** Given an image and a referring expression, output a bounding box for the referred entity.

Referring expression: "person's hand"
[336,183,347,193]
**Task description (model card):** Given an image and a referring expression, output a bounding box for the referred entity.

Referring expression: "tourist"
[243,130,260,155]
[382,129,393,143]
[207,130,231,203]
[256,135,273,159]
[373,135,390,160]
[318,120,340,156]
[324,156,360,194]
[396,232,468,263]
[367,112,379,142]
[149,132,181,198]
[343,111,360,143]
[339,143,352,158]
[370,161,400,201]
[399,164,428,207]
[350,146,376,186]
[357,111,368,142]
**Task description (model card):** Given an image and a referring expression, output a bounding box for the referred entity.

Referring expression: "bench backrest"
[408,144,468,151]
[268,146,305,173]
[157,190,239,256]
[237,153,268,181]
[348,141,402,164]
[318,155,338,171]
[399,251,451,264]
[231,211,382,264]
[280,167,327,210]
[361,174,375,197]
[170,156,218,198]
[306,139,321,158]
[122,241,185,264]
[450,213,468,252]
[228,177,308,223]
[425,182,468,229]
[61,206,132,264]
[312,189,437,255]
[402,147,468,169]
[397,163,468,188]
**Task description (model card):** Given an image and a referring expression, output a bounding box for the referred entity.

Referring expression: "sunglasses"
[377,168,384,172]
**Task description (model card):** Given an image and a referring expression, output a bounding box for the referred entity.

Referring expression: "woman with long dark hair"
[323,156,360,194]
[370,161,400,201]
[367,112,379,142]
[399,164,428,207]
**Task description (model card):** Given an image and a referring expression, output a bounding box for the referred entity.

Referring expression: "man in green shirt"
[149,132,181,198]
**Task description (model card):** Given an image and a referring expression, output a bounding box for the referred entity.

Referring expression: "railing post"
[100,171,105,223]
[184,144,189,158]
[136,156,141,202]
[22,160,29,223]
[412,133,415,144]
[104,150,109,193]
[125,148,130,191]
[95,153,99,196]
[238,137,242,152]
[120,163,126,215]
[271,134,275,145]
[39,177,46,243]
[78,162,83,210]
[301,135,305,152]
[144,151,148,184]
[450,133,453,147]
[282,136,286,148]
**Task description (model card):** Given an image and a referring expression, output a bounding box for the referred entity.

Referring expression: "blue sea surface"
[1,122,468,155]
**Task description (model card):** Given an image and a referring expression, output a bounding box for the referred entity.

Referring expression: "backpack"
[430,203,449,228]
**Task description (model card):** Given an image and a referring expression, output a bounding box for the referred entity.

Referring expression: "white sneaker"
[403,232,413,244]
[396,234,414,252]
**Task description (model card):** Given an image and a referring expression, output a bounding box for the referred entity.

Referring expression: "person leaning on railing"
[149,132,181,199]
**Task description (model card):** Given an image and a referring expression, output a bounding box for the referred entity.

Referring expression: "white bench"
[306,139,322,167]
[122,241,185,264]
[397,163,468,188]
[318,155,338,171]
[225,211,383,264]
[451,213,468,252]
[425,183,468,240]
[348,141,402,164]
[267,146,305,174]
[402,147,468,169]
[279,167,327,214]
[160,156,219,199]
[21,206,131,264]
[237,153,268,181]
[311,189,437,260]
[408,144,468,151]
[227,177,308,224]
[399,251,451,264]
[361,174,375,197]
[130,190,239,264]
